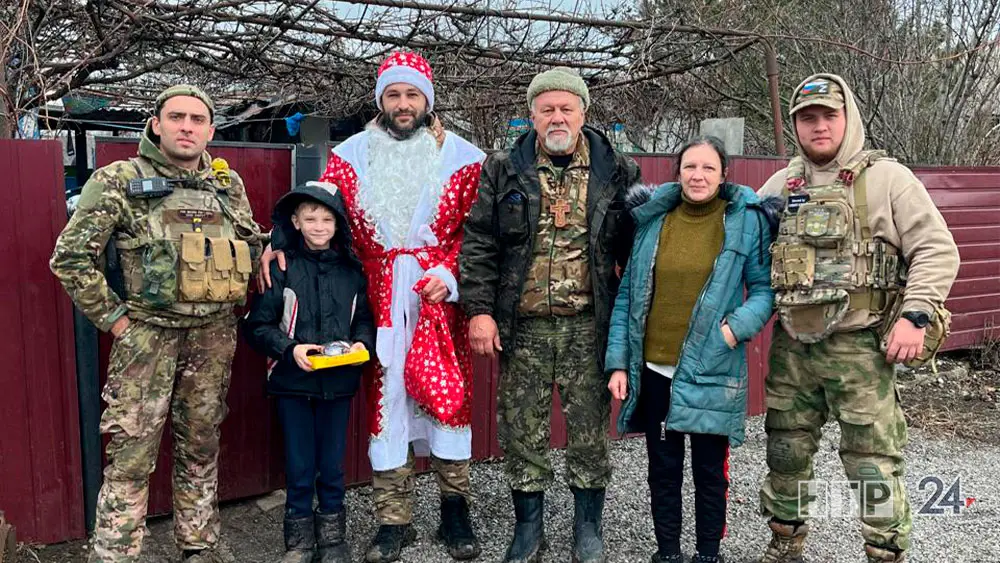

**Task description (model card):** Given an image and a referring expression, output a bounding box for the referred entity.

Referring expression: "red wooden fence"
[0,140,85,544]
[912,167,1000,350]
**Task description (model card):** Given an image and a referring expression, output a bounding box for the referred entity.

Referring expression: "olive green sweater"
[643,194,726,365]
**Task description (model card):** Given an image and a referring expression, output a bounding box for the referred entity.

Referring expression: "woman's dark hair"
[675,135,729,180]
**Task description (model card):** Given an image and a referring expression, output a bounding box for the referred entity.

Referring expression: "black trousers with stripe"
[638,366,730,557]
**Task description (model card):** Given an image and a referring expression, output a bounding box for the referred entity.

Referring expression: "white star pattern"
[378,51,434,81]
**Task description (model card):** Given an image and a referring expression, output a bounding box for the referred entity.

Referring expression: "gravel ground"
[22,415,998,563]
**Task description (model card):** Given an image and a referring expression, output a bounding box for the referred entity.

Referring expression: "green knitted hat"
[154,85,215,120]
[527,67,590,110]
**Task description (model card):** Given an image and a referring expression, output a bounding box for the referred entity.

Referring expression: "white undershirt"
[645,362,676,379]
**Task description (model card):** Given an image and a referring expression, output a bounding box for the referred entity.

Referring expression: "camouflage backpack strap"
[112,158,157,251]
[836,149,887,241]
[843,150,893,313]
[782,156,808,201]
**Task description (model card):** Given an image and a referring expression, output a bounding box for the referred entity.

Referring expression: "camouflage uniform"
[758,74,959,562]
[372,447,472,524]
[461,120,639,563]
[760,152,913,553]
[50,117,262,562]
[517,138,593,317]
[498,138,611,491]
[759,328,911,549]
[498,312,610,491]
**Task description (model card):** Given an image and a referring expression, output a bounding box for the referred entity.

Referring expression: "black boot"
[315,511,350,563]
[503,490,546,563]
[365,523,416,563]
[438,494,481,560]
[570,487,605,563]
[690,553,726,563]
[280,515,316,563]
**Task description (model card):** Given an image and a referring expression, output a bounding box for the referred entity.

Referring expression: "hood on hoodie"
[140,117,214,179]
[789,73,866,173]
[271,182,357,262]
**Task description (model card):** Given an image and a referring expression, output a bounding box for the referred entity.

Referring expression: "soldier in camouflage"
[50,85,263,563]
[460,67,640,563]
[755,74,960,563]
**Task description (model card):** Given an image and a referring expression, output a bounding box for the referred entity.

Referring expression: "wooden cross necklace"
[547,167,573,228]
[550,196,571,228]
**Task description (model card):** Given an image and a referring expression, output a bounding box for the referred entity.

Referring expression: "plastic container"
[308,340,370,369]
[309,349,370,369]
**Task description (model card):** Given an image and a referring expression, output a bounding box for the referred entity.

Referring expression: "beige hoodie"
[759,73,960,330]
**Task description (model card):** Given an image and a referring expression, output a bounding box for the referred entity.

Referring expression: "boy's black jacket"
[243,183,376,400]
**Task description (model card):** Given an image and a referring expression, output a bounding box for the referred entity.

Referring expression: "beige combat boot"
[759,520,808,563]
[865,544,906,563]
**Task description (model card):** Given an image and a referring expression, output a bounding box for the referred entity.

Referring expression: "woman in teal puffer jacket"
[605,136,779,563]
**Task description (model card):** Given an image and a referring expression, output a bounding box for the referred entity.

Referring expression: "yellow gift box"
[308,349,370,370]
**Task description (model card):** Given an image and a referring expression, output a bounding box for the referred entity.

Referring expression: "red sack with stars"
[404,277,466,423]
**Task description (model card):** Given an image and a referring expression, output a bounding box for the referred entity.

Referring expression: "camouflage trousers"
[372,446,471,524]
[498,312,611,492]
[759,326,911,552]
[89,317,237,563]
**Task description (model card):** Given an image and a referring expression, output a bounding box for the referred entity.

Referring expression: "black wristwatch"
[902,311,931,329]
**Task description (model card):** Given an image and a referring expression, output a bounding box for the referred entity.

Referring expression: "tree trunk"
[0,110,12,139]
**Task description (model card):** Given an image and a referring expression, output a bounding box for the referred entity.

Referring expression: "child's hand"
[349,342,367,353]
[293,344,324,371]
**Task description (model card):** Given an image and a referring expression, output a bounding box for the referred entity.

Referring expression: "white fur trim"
[438,132,486,185]
[424,265,458,303]
[375,65,435,111]
[375,326,395,368]
[333,129,485,187]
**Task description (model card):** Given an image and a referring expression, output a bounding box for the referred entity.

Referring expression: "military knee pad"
[854,462,896,519]
[767,431,813,474]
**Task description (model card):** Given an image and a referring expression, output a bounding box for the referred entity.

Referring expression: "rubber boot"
[438,494,481,560]
[364,523,416,563]
[570,487,605,563]
[502,490,546,563]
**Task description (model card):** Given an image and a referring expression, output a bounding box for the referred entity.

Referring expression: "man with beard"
[260,51,485,563]
[460,67,640,563]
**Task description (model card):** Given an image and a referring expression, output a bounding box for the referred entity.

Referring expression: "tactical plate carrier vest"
[113,157,253,317]
[770,150,905,343]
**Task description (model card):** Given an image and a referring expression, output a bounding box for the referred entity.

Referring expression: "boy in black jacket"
[244,182,375,563]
